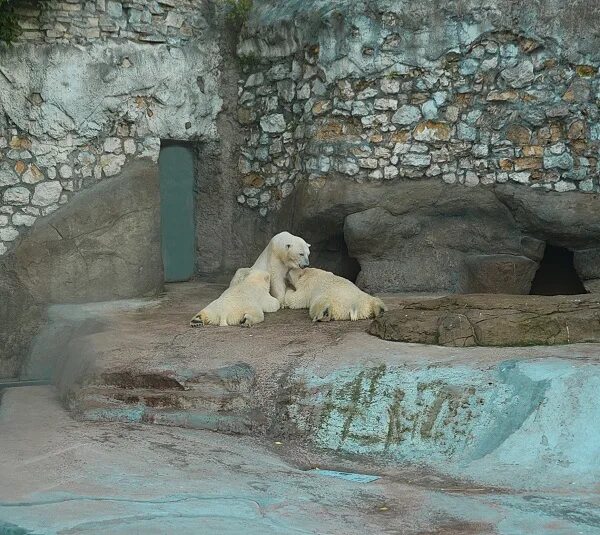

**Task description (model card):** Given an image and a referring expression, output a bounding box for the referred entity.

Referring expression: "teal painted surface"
[308,469,380,483]
[287,358,600,490]
[159,144,195,282]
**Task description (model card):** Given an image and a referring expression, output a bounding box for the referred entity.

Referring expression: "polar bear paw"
[190,314,204,327]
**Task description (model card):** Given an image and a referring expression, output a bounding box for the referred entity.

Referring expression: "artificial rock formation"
[0,2,223,258]
[290,177,600,294]
[13,158,163,303]
[230,0,600,289]
[1,0,600,377]
[369,294,600,346]
[0,267,43,379]
[234,0,600,216]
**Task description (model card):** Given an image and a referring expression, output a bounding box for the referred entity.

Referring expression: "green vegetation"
[0,0,21,44]
[0,0,47,44]
[223,0,252,28]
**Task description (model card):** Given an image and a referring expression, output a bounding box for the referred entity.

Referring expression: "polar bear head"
[286,267,325,290]
[272,231,311,269]
[243,269,271,291]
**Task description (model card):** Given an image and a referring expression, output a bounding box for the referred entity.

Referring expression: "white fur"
[230,232,311,304]
[191,270,280,327]
[284,267,387,322]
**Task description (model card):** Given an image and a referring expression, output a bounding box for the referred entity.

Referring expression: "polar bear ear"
[307,243,311,248]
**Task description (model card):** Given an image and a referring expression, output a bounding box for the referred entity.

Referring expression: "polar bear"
[190,270,280,327]
[230,231,310,303]
[229,267,251,287]
[284,267,387,322]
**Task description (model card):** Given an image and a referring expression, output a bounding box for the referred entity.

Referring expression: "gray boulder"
[14,158,163,303]
[289,178,600,294]
[0,266,43,379]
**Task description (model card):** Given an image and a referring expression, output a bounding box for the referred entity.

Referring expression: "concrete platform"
[8,282,600,533]
[1,386,599,535]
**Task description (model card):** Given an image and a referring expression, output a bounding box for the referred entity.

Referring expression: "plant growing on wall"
[0,0,47,44]
[223,0,252,29]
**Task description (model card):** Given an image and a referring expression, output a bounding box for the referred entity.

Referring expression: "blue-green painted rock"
[284,357,600,489]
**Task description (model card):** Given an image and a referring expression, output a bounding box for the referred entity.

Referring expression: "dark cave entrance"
[529,245,587,295]
[309,233,361,282]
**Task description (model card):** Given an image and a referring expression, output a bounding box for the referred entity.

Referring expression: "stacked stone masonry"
[0,0,219,256]
[0,130,160,255]
[236,32,600,214]
[14,0,206,44]
[2,0,600,255]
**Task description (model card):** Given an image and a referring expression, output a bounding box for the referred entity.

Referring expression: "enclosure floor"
[0,385,597,535]
[8,282,600,534]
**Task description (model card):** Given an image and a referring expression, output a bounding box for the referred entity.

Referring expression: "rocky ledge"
[369,294,600,346]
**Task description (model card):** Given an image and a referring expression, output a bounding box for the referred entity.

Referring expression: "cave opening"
[529,245,587,295]
[309,233,361,282]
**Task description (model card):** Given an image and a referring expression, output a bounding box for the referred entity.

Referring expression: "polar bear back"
[285,267,386,321]
[192,270,278,326]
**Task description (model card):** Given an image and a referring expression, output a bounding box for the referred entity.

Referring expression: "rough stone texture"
[3,386,595,535]
[13,158,163,303]
[2,0,599,282]
[232,0,600,216]
[574,248,600,293]
[584,279,600,293]
[494,186,600,249]
[0,4,222,257]
[287,177,599,294]
[12,0,208,45]
[0,265,43,379]
[464,254,539,294]
[19,281,600,516]
[343,199,542,294]
[369,294,600,346]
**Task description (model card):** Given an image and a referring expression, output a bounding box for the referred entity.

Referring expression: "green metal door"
[159,143,195,282]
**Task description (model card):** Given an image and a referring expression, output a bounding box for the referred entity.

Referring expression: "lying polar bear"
[284,267,387,322]
[190,270,280,327]
[230,231,310,304]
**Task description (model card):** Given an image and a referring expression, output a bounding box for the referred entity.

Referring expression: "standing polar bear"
[190,270,280,327]
[285,268,387,322]
[230,231,310,304]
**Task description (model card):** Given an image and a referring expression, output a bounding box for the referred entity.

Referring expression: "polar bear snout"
[299,257,309,268]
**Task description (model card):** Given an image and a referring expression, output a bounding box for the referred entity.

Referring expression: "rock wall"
[13,158,163,303]
[0,0,230,378]
[13,0,206,44]
[234,0,600,216]
[2,0,599,264]
[0,0,223,257]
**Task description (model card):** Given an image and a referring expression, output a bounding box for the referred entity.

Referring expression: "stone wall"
[13,0,206,44]
[0,0,223,257]
[0,0,228,378]
[2,0,599,257]
[234,2,600,216]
